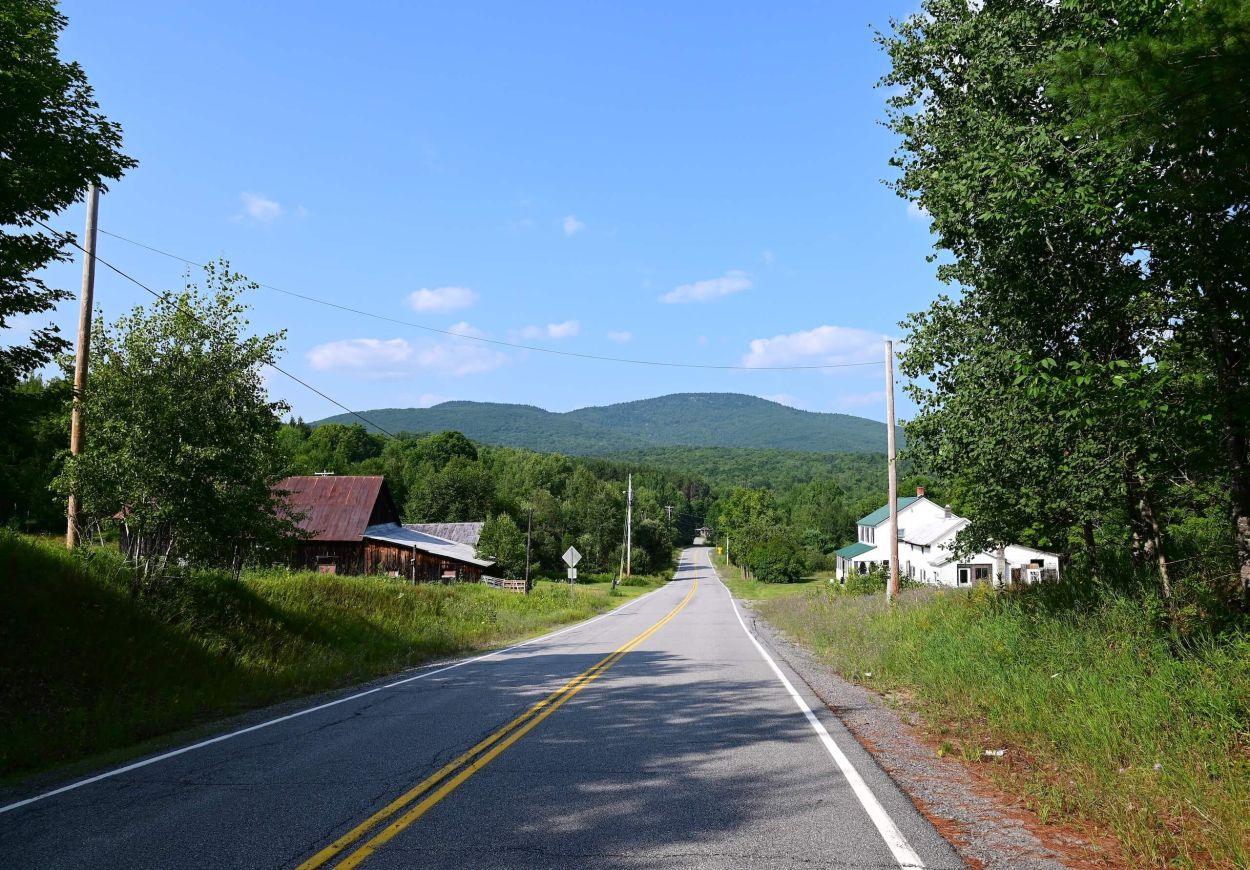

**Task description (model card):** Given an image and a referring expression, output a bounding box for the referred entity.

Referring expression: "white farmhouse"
[834,487,1060,587]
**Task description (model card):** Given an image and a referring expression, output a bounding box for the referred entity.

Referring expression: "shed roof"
[835,541,874,559]
[403,522,484,546]
[857,496,919,527]
[276,475,395,542]
[364,524,494,567]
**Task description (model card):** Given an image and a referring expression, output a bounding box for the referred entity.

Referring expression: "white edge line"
[0,578,676,815]
[714,552,927,870]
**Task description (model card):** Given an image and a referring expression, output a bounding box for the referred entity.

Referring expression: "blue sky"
[30,1,938,423]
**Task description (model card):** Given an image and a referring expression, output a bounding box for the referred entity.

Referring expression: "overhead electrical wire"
[97,228,886,373]
[36,220,400,438]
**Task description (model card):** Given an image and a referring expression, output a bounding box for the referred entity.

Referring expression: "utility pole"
[524,502,533,593]
[664,505,673,523]
[66,184,100,550]
[625,473,633,576]
[885,339,900,602]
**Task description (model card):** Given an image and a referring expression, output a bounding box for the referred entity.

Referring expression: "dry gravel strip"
[738,598,1106,870]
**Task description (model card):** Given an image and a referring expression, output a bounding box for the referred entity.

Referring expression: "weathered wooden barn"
[276,475,493,581]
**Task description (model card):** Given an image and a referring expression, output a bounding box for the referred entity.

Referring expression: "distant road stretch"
[1,547,962,869]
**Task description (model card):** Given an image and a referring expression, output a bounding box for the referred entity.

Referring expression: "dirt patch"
[743,602,1129,869]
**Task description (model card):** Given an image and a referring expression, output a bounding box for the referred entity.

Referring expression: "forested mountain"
[315,393,895,455]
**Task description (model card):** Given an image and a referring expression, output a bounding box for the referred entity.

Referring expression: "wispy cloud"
[517,320,580,340]
[606,330,632,343]
[407,286,478,312]
[906,201,929,221]
[762,250,775,264]
[660,270,752,304]
[562,215,585,236]
[234,192,283,224]
[306,327,506,378]
[742,325,885,370]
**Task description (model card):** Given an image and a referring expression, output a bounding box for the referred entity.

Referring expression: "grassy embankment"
[0,532,666,780]
[712,555,831,601]
[753,582,1250,868]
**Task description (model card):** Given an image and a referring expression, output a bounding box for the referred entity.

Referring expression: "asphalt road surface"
[1,547,963,869]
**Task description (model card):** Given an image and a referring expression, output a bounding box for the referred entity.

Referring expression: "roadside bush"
[747,535,805,583]
[841,566,887,595]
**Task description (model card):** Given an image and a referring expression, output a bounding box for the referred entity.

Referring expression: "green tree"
[715,487,784,568]
[404,456,495,523]
[0,1,135,408]
[746,534,804,583]
[57,262,294,581]
[477,513,526,579]
[0,376,70,530]
[881,0,1199,599]
[1049,0,1250,600]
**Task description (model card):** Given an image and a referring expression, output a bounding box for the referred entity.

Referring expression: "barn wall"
[292,540,482,582]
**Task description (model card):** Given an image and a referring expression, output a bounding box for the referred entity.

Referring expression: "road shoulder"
[737,596,1108,870]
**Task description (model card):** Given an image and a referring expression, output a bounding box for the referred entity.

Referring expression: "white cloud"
[762,250,775,264]
[660,270,752,304]
[446,320,485,338]
[517,321,580,339]
[234,192,283,224]
[547,320,580,338]
[606,330,632,343]
[907,201,929,221]
[562,215,585,236]
[416,392,450,408]
[742,325,885,370]
[407,286,478,312]
[306,331,506,378]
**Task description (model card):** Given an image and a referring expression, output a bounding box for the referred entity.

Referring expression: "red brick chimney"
[916,486,925,498]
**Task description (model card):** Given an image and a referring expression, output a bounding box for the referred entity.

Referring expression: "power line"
[97,228,886,373]
[36,220,399,438]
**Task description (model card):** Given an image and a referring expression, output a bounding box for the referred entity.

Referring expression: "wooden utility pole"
[885,339,900,602]
[524,502,533,593]
[66,184,100,549]
[625,473,633,576]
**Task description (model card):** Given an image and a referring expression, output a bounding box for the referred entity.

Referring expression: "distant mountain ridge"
[315,392,894,455]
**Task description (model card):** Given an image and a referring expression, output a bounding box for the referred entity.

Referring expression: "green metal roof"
[835,541,874,559]
[857,496,918,527]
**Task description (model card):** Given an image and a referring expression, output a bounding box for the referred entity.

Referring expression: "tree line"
[883,0,1249,613]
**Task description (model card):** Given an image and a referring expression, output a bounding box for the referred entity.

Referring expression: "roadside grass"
[0,532,667,780]
[756,584,1250,868]
[713,559,831,600]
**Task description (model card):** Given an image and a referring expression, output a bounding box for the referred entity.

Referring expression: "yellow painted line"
[298,578,698,870]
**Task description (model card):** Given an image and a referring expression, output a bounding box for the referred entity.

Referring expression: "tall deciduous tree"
[0,1,135,402]
[881,0,1218,600]
[56,262,294,582]
[1050,0,1250,600]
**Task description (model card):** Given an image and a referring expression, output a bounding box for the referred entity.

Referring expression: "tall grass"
[0,533,663,778]
[758,584,1250,868]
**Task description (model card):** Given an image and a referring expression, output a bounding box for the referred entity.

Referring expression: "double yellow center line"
[298,578,698,870]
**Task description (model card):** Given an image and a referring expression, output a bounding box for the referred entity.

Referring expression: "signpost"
[563,546,581,583]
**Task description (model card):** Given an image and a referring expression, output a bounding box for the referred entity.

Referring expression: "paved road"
[1,547,963,869]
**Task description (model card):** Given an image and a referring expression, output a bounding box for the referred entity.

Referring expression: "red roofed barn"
[276,475,493,581]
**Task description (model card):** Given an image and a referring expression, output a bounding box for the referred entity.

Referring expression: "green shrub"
[746,535,805,583]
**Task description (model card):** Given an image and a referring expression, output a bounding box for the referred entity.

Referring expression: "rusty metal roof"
[276,476,392,542]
